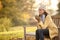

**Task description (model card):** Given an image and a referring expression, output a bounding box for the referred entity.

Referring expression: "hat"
[39,4,46,10]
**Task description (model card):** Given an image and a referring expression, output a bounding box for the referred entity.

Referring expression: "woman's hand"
[35,16,40,22]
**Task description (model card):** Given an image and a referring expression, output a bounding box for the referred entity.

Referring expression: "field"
[0,26,37,40]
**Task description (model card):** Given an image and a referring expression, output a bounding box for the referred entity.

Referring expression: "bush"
[0,17,12,32]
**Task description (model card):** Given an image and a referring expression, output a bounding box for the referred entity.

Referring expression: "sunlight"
[34,0,58,9]
[50,0,58,10]
[34,0,59,15]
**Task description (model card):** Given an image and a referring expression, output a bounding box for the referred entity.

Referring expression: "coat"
[35,15,58,39]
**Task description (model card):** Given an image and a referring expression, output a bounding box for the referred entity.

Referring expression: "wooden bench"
[52,16,60,40]
[24,16,60,40]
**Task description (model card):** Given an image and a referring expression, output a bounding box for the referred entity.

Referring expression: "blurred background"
[0,0,60,27]
[0,0,60,40]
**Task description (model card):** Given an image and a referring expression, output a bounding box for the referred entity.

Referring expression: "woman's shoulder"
[46,14,52,19]
[47,14,51,17]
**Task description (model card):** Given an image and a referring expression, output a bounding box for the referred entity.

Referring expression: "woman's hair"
[39,10,48,17]
[44,11,48,17]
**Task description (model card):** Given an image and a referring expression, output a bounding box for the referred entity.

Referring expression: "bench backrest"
[52,16,60,27]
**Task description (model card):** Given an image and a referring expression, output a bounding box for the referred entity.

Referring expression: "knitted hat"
[39,4,46,10]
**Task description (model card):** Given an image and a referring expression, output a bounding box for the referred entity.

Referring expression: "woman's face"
[39,9,45,15]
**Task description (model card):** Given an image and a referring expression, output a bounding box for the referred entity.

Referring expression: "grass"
[0,26,37,40]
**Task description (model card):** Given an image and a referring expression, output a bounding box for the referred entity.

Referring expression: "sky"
[33,0,59,15]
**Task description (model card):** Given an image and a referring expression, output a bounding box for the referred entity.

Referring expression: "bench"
[25,27,60,40]
[24,16,60,40]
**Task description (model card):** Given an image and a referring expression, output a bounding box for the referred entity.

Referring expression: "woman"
[35,4,58,40]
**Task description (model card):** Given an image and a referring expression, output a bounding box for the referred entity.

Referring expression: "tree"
[58,2,60,14]
[0,0,35,26]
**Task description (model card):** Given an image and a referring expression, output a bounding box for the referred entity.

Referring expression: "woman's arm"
[38,15,52,29]
[35,15,43,29]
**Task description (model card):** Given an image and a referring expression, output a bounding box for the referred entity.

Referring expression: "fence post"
[23,26,26,40]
